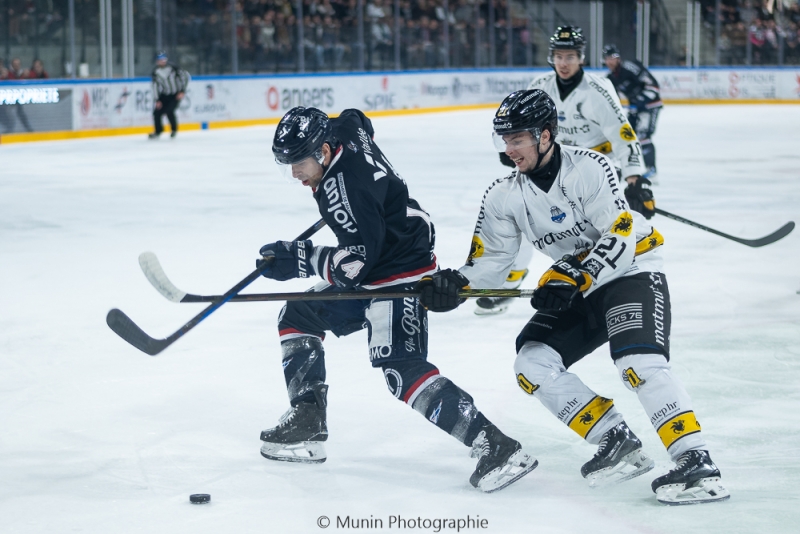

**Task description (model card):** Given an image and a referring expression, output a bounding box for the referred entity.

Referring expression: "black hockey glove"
[531,256,592,312]
[624,177,656,220]
[415,269,470,312]
[257,240,315,281]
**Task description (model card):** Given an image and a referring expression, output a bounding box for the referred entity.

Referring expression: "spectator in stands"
[27,59,48,79]
[7,58,26,79]
[0,58,8,79]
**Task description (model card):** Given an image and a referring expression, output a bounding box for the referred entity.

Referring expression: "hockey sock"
[382,360,490,446]
[614,353,707,460]
[281,336,327,406]
[641,139,656,170]
[515,342,623,444]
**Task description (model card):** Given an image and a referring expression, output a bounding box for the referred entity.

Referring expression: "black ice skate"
[651,450,729,505]
[260,384,328,464]
[581,422,654,487]
[474,296,513,316]
[147,132,160,140]
[469,425,537,493]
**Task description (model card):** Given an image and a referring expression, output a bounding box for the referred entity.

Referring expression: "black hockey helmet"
[548,26,586,66]
[493,89,558,143]
[602,44,620,58]
[272,106,332,165]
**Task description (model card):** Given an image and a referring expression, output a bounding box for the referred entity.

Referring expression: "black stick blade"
[106,309,170,356]
[738,221,794,247]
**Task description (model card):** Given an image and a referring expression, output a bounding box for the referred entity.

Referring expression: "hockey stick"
[107,287,534,356]
[140,219,328,303]
[106,219,328,356]
[655,208,794,248]
[132,287,537,304]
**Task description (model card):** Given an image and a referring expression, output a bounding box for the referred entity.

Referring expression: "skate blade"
[474,304,511,316]
[477,450,538,493]
[586,449,655,488]
[260,441,327,464]
[656,477,730,505]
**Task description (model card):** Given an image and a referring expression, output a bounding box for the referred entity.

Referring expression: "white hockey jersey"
[460,145,663,295]
[528,71,646,180]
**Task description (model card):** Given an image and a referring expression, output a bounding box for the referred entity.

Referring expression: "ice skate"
[581,422,654,487]
[652,450,729,505]
[469,424,537,493]
[260,384,328,464]
[147,132,160,140]
[170,131,177,138]
[474,296,513,316]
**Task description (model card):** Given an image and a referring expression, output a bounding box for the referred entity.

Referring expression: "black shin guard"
[382,359,490,446]
[281,336,327,406]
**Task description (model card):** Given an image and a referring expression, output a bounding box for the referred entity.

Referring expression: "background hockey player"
[148,52,190,139]
[603,44,663,183]
[258,106,537,492]
[476,27,655,316]
[417,90,728,505]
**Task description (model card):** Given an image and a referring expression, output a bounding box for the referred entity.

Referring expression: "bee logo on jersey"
[517,374,539,395]
[619,123,637,141]
[467,235,484,263]
[611,211,633,236]
[550,206,566,223]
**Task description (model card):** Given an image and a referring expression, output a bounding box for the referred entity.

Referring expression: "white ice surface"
[1,105,799,534]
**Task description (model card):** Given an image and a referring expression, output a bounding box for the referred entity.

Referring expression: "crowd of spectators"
[0,58,49,79]
[176,0,536,73]
[708,0,800,65]
[0,0,537,74]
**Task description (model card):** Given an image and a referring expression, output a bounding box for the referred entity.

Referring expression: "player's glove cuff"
[531,256,591,311]
[625,177,656,220]
[415,269,470,312]
[257,240,316,281]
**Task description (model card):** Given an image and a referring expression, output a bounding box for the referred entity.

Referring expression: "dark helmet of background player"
[272,106,332,165]
[493,89,559,143]
[547,26,586,67]
[602,44,620,58]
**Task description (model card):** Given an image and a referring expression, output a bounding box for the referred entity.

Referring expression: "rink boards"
[1,67,799,143]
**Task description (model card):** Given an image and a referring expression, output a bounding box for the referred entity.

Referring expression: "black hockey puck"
[189,494,211,504]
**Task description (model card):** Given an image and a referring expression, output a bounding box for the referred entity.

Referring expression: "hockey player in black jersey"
[603,44,663,182]
[258,106,537,493]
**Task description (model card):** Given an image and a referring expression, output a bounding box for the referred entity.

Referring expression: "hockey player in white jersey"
[476,26,655,316]
[417,90,729,505]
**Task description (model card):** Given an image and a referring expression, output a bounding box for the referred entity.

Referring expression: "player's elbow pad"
[314,246,369,288]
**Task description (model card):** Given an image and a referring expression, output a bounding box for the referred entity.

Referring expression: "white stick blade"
[138,252,187,303]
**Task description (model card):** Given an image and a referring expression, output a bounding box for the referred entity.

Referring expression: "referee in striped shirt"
[149,52,190,139]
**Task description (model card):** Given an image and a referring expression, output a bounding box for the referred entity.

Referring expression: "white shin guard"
[614,353,707,460]
[515,342,623,444]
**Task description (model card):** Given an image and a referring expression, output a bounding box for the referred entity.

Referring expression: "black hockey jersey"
[607,60,662,112]
[310,109,436,289]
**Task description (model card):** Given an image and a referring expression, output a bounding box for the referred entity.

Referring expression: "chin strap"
[531,136,555,172]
